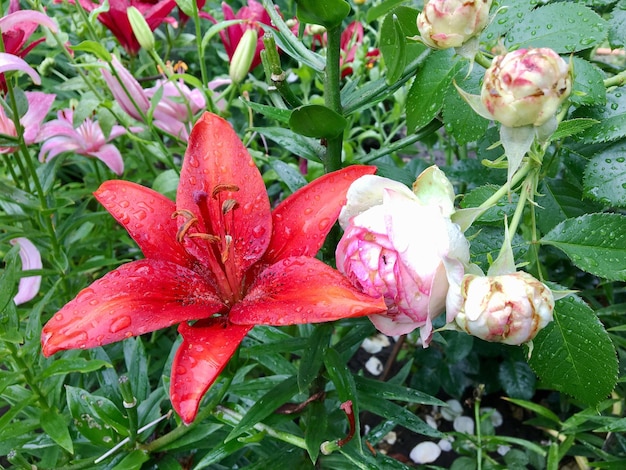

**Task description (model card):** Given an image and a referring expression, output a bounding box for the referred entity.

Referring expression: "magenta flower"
[0,91,55,153]
[10,237,42,306]
[204,0,273,71]
[38,108,132,174]
[0,52,41,85]
[68,0,177,55]
[101,56,205,140]
[0,8,57,58]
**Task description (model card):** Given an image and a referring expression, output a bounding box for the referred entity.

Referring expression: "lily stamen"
[172,209,199,243]
[188,233,221,243]
[222,199,239,215]
[212,183,240,198]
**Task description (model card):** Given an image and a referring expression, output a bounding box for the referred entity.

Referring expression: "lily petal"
[264,165,377,264]
[95,181,193,268]
[41,259,225,356]
[0,10,58,33]
[91,144,125,175]
[230,256,386,325]
[171,320,252,424]
[0,52,40,84]
[10,237,42,305]
[177,112,272,281]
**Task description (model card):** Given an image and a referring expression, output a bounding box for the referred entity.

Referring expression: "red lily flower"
[70,0,177,55]
[41,112,386,424]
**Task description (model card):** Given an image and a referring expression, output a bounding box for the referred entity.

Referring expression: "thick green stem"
[324,25,344,173]
[603,69,626,88]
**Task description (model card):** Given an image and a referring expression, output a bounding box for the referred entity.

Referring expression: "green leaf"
[354,375,445,406]
[461,184,520,224]
[112,449,150,470]
[608,2,626,48]
[570,57,606,108]
[365,0,407,23]
[503,397,561,425]
[380,12,406,85]
[124,337,150,401]
[406,49,461,132]
[242,100,292,124]
[41,408,73,454]
[40,357,111,379]
[174,0,194,17]
[529,295,618,407]
[498,360,536,400]
[304,400,327,463]
[297,324,332,392]
[575,86,626,143]
[583,141,626,207]
[152,169,179,200]
[552,118,600,141]
[254,126,324,163]
[443,67,489,145]
[289,104,347,138]
[295,0,350,29]
[503,3,607,53]
[536,178,603,234]
[269,159,307,193]
[541,213,626,281]
[225,376,299,441]
[71,40,112,61]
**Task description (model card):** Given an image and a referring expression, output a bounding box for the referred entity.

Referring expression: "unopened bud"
[229,28,258,84]
[127,6,155,52]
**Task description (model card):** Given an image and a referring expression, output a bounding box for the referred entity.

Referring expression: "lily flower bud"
[417,0,492,50]
[454,271,554,345]
[229,28,258,84]
[127,6,155,52]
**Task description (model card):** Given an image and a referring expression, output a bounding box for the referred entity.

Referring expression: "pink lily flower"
[67,0,177,55]
[0,52,41,85]
[10,238,42,306]
[101,56,205,140]
[38,108,131,175]
[0,91,55,153]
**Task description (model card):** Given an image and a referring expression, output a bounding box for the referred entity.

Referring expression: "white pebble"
[409,441,441,464]
[425,414,439,430]
[364,356,384,376]
[360,334,391,354]
[481,407,503,427]
[497,445,511,456]
[437,438,453,452]
[441,399,463,421]
[383,431,397,445]
[453,415,475,434]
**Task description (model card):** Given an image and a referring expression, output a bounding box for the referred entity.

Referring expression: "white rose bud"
[417,0,492,50]
[455,271,554,345]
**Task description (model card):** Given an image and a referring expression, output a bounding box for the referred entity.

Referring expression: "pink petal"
[41,259,225,356]
[90,144,125,175]
[230,256,386,325]
[94,180,195,269]
[263,165,377,264]
[171,320,252,423]
[100,56,150,121]
[9,237,42,305]
[0,10,58,34]
[0,52,40,84]
[22,92,55,144]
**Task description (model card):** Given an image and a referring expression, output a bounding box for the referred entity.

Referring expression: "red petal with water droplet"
[230,256,386,325]
[176,113,272,285]
[263,165,377,264]
[95,180,194,268]
[171,319,252,424]
[41,259,225,356]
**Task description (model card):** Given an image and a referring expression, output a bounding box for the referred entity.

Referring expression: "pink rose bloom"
[454,271,554,345]
[336,167,470,345]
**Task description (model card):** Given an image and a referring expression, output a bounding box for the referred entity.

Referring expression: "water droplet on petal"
[109,316,132,333]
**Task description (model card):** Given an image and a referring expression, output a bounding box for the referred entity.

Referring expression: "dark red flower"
[41,112,386,424]
[72,0,177,55]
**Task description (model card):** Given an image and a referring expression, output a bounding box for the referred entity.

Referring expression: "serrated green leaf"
[443,67,489,145]
[570,57,606,108]
[289,104,347,138]
[541,213,626,281]
[465,225,528,273]
[482,0,534,43]
[608,2,626,48]
[407,49,461,132]
[503,3,607,53]
[380,12,406,85]
[225,376,299,441]
[552,118,600,141]
[295,0,350,29]
[583,141,626,207]
[460,184,520,224]
[536,177,603,234]
[574,86,626,143]
[529,295,617,406]
[40,357,111,379]
[254,126,323,163]
[41,408,73,454]
[498,360,536,400]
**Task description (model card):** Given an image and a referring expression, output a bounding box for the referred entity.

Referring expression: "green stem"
[507,172,533,239]
[215,406,308,450]
[324,25,343,173]
[6,342,51,412]
[603,69,626,88]
[474,51,493,69]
